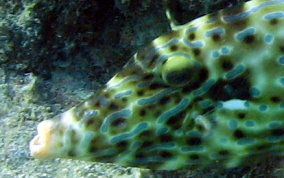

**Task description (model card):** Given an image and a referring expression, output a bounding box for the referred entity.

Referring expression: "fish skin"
[30,0,284,170]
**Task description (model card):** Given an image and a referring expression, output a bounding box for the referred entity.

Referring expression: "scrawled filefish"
[29,0,284,170]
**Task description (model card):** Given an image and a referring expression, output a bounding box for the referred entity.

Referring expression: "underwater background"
[1,0,284,177]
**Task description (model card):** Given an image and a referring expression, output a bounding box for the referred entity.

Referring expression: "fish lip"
[29,120,53,159]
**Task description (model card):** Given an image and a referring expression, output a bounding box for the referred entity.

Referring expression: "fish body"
[30,0,284,170]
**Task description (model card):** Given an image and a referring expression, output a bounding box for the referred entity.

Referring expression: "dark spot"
[212,33,221,41]
[148,54,160,67]
[188,33,195,41]
[270,96,280,103]
[166,111,186,129]
[116,140,128,148]
[231,19,247,30]
[137,90,144,96]
[139,109,146,116]
[155,111,162,117]
[147,104,156,110]
[143,74,154,80]
[199,68,209,81]
[111,118,126,127]
[181,68,208,93]
[170,45,178,51]
[271,128,284,136]
[237,113,246,119]
[149,82,165,90]
[89,145,96,153]
[219,150,229,155]
[160,134,173,143]
[68,150,76,157]
[233,129,245,139]
[139,130,153,138]
[135,152,145,159]
[95,101,101,107]
[182,82,200,93]
[159,151,172,158]
[193,48,201,56]
[280,46,284,53]
[208,77,251,101]
[159,96,170,105]
[109,102,118,110]
[221,61,233,71]
[186,137,202,145]
[122,98,127,103]
[270,18,278,25]
[141,141,153,148]
[104,93,110,98]
[189,154,199,160]
[86,119,94,126]
[255,144,270,151]
[243,35,255,44]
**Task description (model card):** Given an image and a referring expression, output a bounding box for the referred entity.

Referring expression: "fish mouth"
[29,120,54,159]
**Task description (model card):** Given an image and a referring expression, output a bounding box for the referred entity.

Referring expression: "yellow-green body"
[30,0,284,170]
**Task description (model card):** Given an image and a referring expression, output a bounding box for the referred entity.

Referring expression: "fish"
[29,0,284,170]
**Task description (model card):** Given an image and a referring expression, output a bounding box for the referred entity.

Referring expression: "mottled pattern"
[30,0,284,170]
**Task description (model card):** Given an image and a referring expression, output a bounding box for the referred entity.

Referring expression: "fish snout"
[29,120,57,159]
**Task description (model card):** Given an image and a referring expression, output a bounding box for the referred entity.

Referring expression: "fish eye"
[161,55,199,87]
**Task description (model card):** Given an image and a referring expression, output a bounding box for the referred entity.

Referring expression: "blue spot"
[137,88,176,105]
[157,98,190,123]
[280,102,284,108]
[278,56,284,64]
[280,78,284,86]
[156,127,169,135]
[181,146,204,152]
[221,47,230,54]
[206,16,217,23]
[146,142,176,152]
[183,39,204,48]
[199,100,212,109]
[259,104,268,111]
[223,0,284,23]
[264,34,274,44]
[263,11,284,20]
[267,136,284,142]
[110,122,149,144]
[225,65,245,79]
[212,51,220,58]
[79,110,98,127]
[205,27,225,38]
[250,87,261,97]
[100,109,131,133]
[228,119,238,130]
[93,149,117,157]
[244,101,250,107]
[187,131,203,137]
[235,27,256,41]
[245,120,255,127]
[202,79,215,91]
[268,121,282,129]
[219,138,228,143]
[216,102,223,108]
[193,79,215,96]
[154,38,179,51]
[185,27,198,34]
[237,138,255,145]
[130,141,142,150]
[114,90,133,99]
[222,99,247,110]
